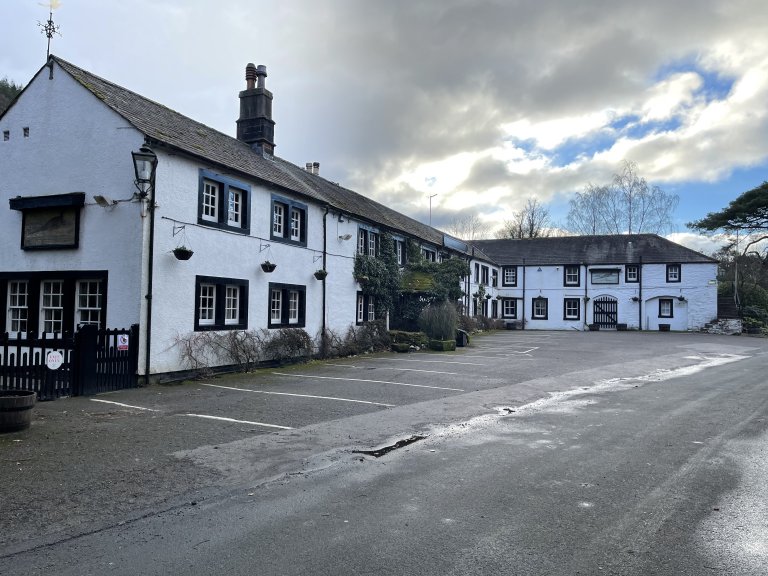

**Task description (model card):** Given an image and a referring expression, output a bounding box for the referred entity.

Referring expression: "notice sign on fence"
[46,350,64,370]
[117,334,129,351]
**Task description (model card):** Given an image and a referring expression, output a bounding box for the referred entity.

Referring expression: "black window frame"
[355,291,377,325]
[563,265,580,287]
[501,298,518,319]
[271,195,307,247]
[625,265,640,283]
[532,297,548,320]
[502,266,518,287]
[197,169,251,235]
[666,264,681,283]
[194,275,249,331]
[563,297,581,321]
[659,298,674,318]
[0,270,108,334]
[357,227,380,257]
[267,282,306,328]
[590,269,621,284]
[10,192,85,250]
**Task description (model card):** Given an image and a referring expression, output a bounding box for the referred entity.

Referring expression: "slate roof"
[48,56,452,251]
[471,235,716,266]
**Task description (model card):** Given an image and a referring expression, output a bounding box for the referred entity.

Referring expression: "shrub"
[389,330,428,348]
[418,301,458,341]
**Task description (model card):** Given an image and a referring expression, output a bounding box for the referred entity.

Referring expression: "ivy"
[354,231,401,318]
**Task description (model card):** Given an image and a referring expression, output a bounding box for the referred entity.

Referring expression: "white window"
[227,187,243,227]
[225,285,239,324]
[564,265,580,286]
[356,294,365,323]
[503,267,517,286]
[358,229,367,255]
[368,232,377,256]
[7,280,28,333]
[273,203,284,236]
[367,298,375,321]
[290,208,302,241]
[199,284,216,325]
[564,298,580,320]
[288,290,300,324]
[626,265,639,282]
[532,298,548,319]
[503,299,517,318]
[41,280,64,333]
[659,298,673,318]
[76,280,102,327]
[396,241,403,265]
[270,289,282,322]
[666,264,681,282]
[202,180,218,222]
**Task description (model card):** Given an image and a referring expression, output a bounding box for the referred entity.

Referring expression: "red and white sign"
[46,350,64,370]
[117,334,129,351]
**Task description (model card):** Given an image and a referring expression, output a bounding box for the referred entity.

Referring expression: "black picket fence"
[0,325,139,401]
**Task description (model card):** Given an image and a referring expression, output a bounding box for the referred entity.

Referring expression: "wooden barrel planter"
[0,390,36,433]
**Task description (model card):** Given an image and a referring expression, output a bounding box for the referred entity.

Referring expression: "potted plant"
[484,294,492,300]
[172,246,194,261]
[631,296,639,302]
[261,261,276,273]
[314,269,328,280]
[0,390,36,432]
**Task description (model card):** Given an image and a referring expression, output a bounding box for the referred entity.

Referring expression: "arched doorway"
[593,296,618,329]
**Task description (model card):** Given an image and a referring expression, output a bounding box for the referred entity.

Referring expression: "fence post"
[73,325,98,396]
[129,324,140,387]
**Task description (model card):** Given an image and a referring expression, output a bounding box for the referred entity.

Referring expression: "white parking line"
[90,399,160,411]
[273,372,464,392]
[201,383,395,407]
[365,357,484,366]
[327,363,458,375]
[180,414,293,430]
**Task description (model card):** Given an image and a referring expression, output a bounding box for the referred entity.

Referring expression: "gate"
[0,324,139,401]
[593,296,618,329]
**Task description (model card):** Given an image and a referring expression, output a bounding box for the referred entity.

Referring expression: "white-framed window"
[481,266,489,285]
[270,289,282,323]
[41,280,64,333]
[625,265,639,283]
[356,293,365,323]
[532,297,548,320]
[194,276,248,331]
[268,283,306,328]
[491,270,498,287]
[198,170,250,233]
[356,292,376,324]
[563,298,580,320]
[396,241,404,266]
[503,267,517,287]
[76,280,102,327]
[290,208,302,242]
[503,298,517,318]
[564,265,580,286]
[202,180,218,222]
[422,248,436,262]
[271,196,307,245]
[368,232,377,256]
[666,264,681,283]
[225,285,240,325]
[659,298,673,318]
[7,280,28,333]
[227,187,243,227]
[273,203,284,236]
[288,290,300,324]
[199,284,216,325]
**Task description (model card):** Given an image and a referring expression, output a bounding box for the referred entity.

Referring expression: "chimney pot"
[256,65,267,89]
[245,63,257,90]
[306,162,313,172]
[312,161,320,175]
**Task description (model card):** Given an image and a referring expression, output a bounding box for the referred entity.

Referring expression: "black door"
[593,296,618,328]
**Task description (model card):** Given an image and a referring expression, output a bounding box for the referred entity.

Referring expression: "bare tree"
[496,198,552,239]
[566,160,679,235]
[444,213,492,240]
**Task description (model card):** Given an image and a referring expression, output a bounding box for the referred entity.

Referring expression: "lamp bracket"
[313,254,323,263]
[172,224,186,237]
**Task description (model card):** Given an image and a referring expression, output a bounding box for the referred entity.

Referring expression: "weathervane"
[38,0,62,58]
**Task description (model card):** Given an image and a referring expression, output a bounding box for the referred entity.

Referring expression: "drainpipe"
[321,206,328,356]
[521,258,526,329]
[638,256,643,330]
[584,262,589,329]
[144,166,156,385]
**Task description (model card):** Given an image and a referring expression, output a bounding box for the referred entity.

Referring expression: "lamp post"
[132,146,157,385]
[428,193,437,226]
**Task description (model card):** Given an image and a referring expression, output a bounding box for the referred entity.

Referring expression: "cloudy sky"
[2,0,767,253]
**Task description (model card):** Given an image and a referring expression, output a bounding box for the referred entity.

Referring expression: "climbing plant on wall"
[353,231,401,318]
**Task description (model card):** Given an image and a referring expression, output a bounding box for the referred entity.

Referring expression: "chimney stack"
[305,162,320,175]
[237,63,275,156]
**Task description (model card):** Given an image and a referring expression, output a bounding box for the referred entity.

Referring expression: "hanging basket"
[314,269,328,280]
[172,247,194,261]
[261,261,277,273]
